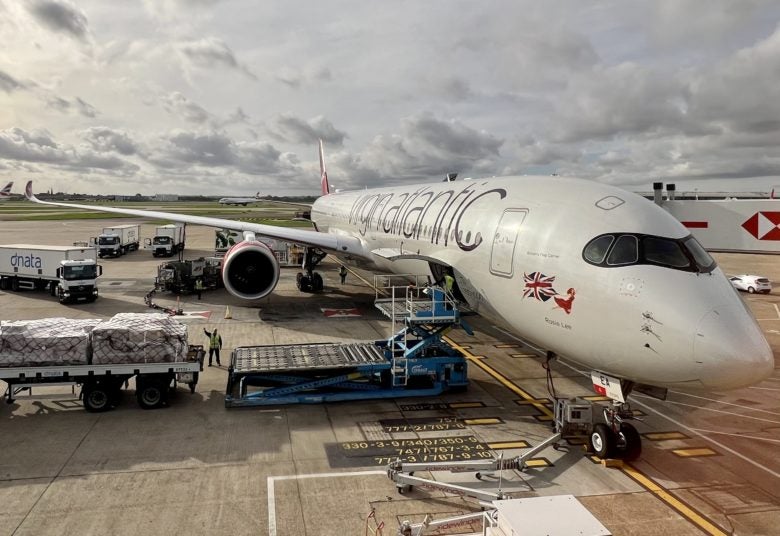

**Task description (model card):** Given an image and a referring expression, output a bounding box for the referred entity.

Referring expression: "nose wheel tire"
[616,422,642,461]
[590,423,616,459]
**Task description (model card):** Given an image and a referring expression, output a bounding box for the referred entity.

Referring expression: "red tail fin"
[319,140,330,195]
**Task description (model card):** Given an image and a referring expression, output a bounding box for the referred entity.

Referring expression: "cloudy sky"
[1,0,779,196]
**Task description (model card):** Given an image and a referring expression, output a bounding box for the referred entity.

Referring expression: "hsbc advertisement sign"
[663,201,780,253]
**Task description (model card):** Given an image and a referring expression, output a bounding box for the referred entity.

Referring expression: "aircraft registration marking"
[398,401,486,411]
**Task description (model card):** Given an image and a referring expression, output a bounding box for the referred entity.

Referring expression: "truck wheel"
[83,383,112,412]
[49,282,57,296]
[0,277,8,291]
[11,278,19,292]
[137,380,166,410]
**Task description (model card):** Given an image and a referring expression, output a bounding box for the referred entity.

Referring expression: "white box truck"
[95,224,140,257]
[144,223,185,257]
[0,244,102,303]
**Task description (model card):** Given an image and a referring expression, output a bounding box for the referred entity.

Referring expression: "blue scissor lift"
[224,283,470,407]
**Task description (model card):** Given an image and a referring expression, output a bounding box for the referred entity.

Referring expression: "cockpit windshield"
[583,233,716,273]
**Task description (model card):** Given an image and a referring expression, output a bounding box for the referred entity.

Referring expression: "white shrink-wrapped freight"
[0,318,101,367]
[91,313,188,364]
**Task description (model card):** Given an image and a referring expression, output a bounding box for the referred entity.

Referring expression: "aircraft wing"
[24,181,364,256]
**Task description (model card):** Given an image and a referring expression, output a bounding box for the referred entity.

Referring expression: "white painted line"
[268,470,385,536]
[774,303,780,319]
[672,391,780,416]
[690,428,780,445]
[749,386,780,392]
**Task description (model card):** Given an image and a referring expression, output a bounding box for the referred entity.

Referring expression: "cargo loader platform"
[224,284,471,407]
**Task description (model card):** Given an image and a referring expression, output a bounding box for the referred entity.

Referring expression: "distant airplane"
[0,181,12,201]
[24,140,774,459]
[218,193,261,206]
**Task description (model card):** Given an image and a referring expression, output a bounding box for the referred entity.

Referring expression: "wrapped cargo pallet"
[91,313,188,364]
[0,318,101,367]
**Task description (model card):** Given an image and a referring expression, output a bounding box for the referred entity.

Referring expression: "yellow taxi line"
[622,464,728,536]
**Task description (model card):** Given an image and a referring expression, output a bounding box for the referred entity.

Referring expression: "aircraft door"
[490,209,528,278]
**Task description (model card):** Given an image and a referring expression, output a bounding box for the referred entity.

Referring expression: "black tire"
[296,272,304,290]
[617,422,642,461]
[748,286,755,293]
[590,423,616,459]
[0,277,8,291]
[137,379,166,410]
[83,383,112,412]
[10,278,19,292]
[298,275,312,292]
[312,272,323,291]
[49,282,57,296]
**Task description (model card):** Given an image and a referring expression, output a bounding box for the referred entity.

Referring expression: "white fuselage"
[312,176,774,392]
[219,197,258,206]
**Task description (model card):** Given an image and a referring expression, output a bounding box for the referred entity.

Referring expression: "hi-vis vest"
[444,274,455,291]
[210,333,220,348]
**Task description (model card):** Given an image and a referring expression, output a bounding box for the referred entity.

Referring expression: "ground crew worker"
[194,278,204,300]
[203,328,222,366]
[443,272,455,295]
[339,265,348,285]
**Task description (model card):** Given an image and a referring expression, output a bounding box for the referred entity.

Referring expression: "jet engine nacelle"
[221,240,280,300]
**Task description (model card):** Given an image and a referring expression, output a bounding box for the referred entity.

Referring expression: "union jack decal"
[523,272,557,301]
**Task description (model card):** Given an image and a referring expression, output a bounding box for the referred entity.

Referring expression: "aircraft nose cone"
[695,304,775,390]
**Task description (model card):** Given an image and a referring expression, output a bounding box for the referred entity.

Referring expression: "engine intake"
[221,240,280,300]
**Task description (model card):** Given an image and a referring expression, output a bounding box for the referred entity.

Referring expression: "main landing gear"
[296,247,327,292]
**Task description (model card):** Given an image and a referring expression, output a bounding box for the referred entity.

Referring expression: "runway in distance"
[218,193,261,206]
[0,181,12,201]
[24,141,774,403]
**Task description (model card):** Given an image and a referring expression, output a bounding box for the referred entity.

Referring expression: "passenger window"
[643,237,689,268]
[607,235,638,265]
[583,235,614,264]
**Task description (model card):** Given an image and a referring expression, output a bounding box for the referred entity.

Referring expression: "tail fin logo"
[0,181,13,199]
[319,140,330,195]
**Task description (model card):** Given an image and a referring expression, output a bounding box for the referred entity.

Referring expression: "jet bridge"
[223,282,470,407]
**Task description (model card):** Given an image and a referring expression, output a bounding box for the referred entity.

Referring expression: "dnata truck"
[144,223,185,257]
[95,224,140,257]
[0,244,102,303]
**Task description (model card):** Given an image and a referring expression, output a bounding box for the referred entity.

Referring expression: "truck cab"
[97,234,121,257]
[56,259,102,303]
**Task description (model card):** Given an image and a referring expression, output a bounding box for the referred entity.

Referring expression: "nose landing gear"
[588,379,642,461]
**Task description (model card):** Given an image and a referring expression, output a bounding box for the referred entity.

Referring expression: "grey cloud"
[75,97,97,118]
[165,131,236,166]
[28,0,88,41]
[0,70,24,93]
[177,38,256,80]
[82,127,138,155]
[275,66,332,89]
[46,95,99,118]
[268,114,346,146]
[162,92,211,124]
[0,127,137,173]
[336,114,504,186]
